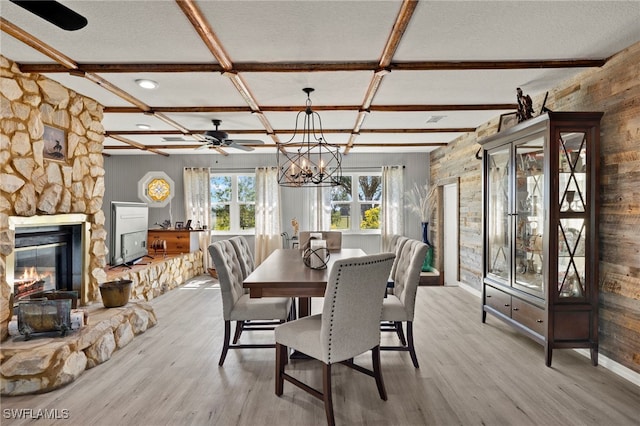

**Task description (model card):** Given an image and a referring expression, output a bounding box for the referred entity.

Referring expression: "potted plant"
[406,182,436,272]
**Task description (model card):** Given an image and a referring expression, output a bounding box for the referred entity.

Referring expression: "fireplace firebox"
[12,224,82,301]
[7,215,90,305]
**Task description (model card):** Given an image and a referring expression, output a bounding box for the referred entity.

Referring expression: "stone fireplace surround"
[0,56,202,396]
[1,55,109,341]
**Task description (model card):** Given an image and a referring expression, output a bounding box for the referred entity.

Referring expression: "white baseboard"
[458,281,481,297]
[573,349,640,388]
[459,282,640,388]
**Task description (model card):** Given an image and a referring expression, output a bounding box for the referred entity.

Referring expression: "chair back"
[320,253,395,364]
[208,240,246,320]
[391,239,428,320]
[389,236,409,279]
[229,236,254,279]
[383,234,401,252]
[299,231,342,251]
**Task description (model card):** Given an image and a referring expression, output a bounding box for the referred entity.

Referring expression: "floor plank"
[2,276,639,425]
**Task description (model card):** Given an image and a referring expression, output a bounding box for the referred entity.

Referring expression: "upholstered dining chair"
[380,239,428,368]
[298,231,342,251]
[275,253,395,426]
[387,235,409,294]
[208,240,292,366]
[229,236,254,280]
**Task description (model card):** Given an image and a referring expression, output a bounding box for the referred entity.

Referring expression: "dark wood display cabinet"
[479,112,603,367]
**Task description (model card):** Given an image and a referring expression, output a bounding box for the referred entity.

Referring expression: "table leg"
[298,297,311,318]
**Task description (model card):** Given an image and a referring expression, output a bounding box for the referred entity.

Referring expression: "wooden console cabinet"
[479,112,602,367]
[147,229,201,255]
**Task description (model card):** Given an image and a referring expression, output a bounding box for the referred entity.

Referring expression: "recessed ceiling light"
[426,115,446,123]
[135,79,158,89]
[136,123,151,130]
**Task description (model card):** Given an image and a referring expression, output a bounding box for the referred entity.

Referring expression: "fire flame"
[16,267,51,284]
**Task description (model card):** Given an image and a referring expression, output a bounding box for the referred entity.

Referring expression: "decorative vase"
[99,280,132,308]
[421,222,434,272]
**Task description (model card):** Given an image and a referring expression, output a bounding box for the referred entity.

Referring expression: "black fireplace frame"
[13,224,83,297]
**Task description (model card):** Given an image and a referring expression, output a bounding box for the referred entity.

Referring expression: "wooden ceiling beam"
[347,0,418,154]
[379,0,418,68]
[17,59,607,74]
[1,18,197,154]
[108,135,170,157]
[84,73,151,112]
[1,18,78,70]
[105,127,476,136]
[104,104,516,113]
[105,141,448,150]
[176,0,232,71]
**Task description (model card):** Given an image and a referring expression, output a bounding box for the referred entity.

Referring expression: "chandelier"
[277,88,343,187]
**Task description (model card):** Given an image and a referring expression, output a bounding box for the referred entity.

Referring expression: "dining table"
[243,248,366,317]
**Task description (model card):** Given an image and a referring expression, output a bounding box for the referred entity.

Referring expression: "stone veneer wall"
[429,42,640,373]
[0,55,109,342]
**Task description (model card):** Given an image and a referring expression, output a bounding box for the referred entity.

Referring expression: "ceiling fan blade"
[227,139,264,145]
[10,0,88,31]
[227,142,254,152]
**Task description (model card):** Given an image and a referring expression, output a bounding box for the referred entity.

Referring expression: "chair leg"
[323,363,335,426]
[395,321,407,346]
[275,343,287,396]
[232,320,244,344]
[289,298,297,320]
[219,320,231,366]
[407,321,420,368]
[371,346,387,401]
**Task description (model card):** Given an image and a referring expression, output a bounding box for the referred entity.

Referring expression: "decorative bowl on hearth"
[99,280,133,308]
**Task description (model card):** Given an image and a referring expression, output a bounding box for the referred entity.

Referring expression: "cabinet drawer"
[512,298,546,336]
[485,286,511,317]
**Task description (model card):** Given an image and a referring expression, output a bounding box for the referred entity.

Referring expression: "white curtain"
[183,167,212,269]
[254,167,282,265]
[308,186,331,231]
[381,165,404,251]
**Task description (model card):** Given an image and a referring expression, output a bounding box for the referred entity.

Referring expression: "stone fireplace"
[1,55,108,342]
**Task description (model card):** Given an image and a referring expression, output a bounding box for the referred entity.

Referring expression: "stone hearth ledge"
[1,301,156,396]
[1,251,204,396]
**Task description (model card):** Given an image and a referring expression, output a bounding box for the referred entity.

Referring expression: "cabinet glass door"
[486,147,510,281]
[558,131,588,299]
[513,136,545,295]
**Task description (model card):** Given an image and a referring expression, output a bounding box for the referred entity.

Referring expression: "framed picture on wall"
[498,112,518,132]
[43,124,67,163]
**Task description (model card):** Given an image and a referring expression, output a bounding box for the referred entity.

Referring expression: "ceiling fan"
[10,0,88,31]
[198,120,264,152]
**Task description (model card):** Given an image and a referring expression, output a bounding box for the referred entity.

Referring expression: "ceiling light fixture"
[135,79,158,89]
[136,123,151,130]
[277,88,342,187]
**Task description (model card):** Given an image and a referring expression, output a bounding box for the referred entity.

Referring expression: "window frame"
[209,172,256,234]
[330,172,382,234]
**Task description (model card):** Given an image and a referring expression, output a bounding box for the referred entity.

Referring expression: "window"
[330,174,382,232]
[210,174,256,232]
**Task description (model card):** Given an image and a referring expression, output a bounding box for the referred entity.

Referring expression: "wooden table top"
[243,248,366,298]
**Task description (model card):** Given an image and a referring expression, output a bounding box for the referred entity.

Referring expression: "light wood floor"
[3,275,639,425]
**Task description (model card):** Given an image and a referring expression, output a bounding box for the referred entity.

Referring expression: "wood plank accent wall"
[429,41,640,373]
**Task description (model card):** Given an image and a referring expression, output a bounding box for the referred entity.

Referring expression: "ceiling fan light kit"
[277,88,343,188]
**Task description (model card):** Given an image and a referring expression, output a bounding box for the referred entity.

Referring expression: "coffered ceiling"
[2,0,639,156]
